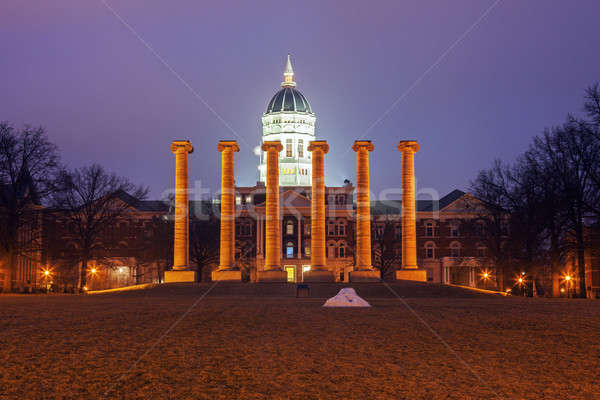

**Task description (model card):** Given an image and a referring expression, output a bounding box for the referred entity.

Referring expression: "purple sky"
[2,0,599,200]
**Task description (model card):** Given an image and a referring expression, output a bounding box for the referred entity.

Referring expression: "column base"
[349,270,380,282]
[257,270,287,283]
[164,269,197,283]
[211,269,242,282]
[396,269,427,282]
[303,270,334,283]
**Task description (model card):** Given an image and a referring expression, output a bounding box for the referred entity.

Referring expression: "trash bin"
[296,283,310,298]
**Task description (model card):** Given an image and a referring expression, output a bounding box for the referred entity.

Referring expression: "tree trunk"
[80,258,88,290]
[575,226,587,298]
[550,231,561,297]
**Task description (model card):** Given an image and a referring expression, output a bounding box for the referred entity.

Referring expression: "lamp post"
[565,275,572,298]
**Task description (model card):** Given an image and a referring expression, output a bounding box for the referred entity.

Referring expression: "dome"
[265,87,313,114]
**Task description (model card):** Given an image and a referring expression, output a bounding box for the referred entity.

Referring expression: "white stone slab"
[322,288,371,308]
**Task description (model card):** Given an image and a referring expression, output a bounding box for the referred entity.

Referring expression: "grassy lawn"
[0,283,598,399]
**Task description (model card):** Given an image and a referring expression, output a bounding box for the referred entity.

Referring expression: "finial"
[281,54,296,87]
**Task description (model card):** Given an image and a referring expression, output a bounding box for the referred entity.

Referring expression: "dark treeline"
[0,122,149,290]
[471,84,600,298]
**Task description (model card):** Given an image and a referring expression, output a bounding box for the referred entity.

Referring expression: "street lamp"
[565,274,572,298]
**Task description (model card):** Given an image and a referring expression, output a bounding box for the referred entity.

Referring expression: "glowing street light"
[44,270,50,277]
[91,268,97,274]
[518,277,523,284]
[483,272,489,279]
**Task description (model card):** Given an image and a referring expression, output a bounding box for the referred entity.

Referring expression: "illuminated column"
[396,140,427,282]
[164,140,195,283]
[212,140,242,281]
[349,140,379,282]
[304,141,334,282]
[258,141,287,282]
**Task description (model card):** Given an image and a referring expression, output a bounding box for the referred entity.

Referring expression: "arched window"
[425,242,436,259]
[338,243,346,258]
[327,242,336,258]
[450,241,461,257]
[286,220,294,235]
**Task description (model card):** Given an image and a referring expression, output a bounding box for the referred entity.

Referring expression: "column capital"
[171,140,194,154]
[261,141,283,153]
[352,140,374,152]
[397,140,420,153]
[308,140,329,154]
[217,140,240,153]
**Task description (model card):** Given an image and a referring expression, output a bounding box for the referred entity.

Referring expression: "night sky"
[2,0,599,200]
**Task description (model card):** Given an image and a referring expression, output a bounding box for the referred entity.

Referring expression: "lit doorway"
[285,266,296,282]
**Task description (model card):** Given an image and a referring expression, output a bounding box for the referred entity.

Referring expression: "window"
[328,221,335,236]
[286,242,294,258]
[245,195,252,204]
[328,243,335,258]
[450,242,461,257]
[426,222,434,237]
[305,222,311,235]
[338,222,345,236]
[298,139,304,158]
[286,139,293,157]
[286,220,294,235]
[338,245,345,258]
[477,246,487,257]
[425,242,435,259]
[235,196,241,205]
[450,223,459,237]
[305,246,310,256]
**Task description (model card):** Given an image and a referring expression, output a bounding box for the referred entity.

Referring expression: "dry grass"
[0,283,599,399]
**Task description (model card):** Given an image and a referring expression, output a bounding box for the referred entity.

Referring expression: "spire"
[281,54,296,87]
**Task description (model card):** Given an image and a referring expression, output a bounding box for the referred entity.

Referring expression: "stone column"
[164,140,196,283]
[212,140,242,282]
[258,141,287,282]
[349,140,379,282]
[396,140,427,282]
[304,140,334,282]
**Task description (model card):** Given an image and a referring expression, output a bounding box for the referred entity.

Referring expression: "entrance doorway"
[285,266,296,282]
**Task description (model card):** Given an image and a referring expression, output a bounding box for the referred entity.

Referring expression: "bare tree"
[371,214,400,281]
[52,164,148,290]
[0,123,60,291]
[190,217,220,281]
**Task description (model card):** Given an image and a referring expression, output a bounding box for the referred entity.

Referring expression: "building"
[230,56,496,285]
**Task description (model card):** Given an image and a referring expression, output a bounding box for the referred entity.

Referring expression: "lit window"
[245,195,252,204]
[305,246,310,256]
[286,221,294,235]
[286,242,294,258]
[235,196,241,205]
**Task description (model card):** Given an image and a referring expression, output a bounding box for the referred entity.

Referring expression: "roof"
[371,189,467,215]
[266,87,313,114]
